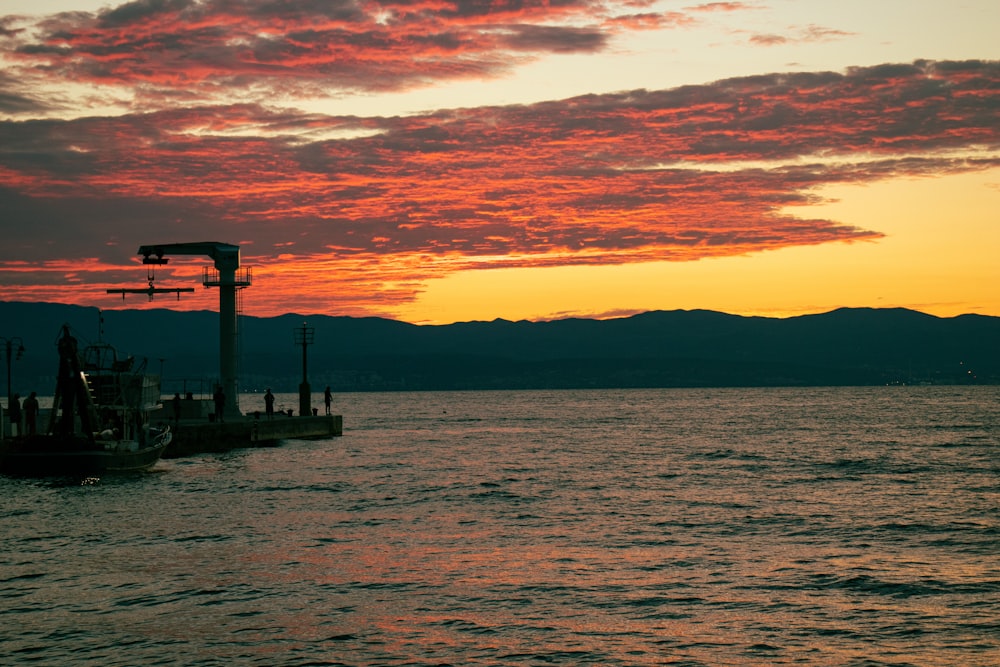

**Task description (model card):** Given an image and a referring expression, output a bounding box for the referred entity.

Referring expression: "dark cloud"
[0,71,52,113]
[500,24,608,52]
[0,17,23,38]
[98,0,196,26]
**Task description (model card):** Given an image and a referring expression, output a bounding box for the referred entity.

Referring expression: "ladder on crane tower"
[203,265,253,394]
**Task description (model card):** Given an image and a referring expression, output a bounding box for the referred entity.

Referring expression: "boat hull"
[2,325,174,478]
[0,434,171,477]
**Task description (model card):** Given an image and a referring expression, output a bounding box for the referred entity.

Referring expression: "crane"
[127,242,251,420]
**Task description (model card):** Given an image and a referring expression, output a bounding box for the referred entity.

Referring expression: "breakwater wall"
[164,414,342,458]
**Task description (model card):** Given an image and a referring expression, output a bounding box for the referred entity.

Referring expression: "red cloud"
[1,0,678,107]
[0,60,997,317]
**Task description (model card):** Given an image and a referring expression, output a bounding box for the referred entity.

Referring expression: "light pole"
[294,321,315,417]
[2,336,26,409]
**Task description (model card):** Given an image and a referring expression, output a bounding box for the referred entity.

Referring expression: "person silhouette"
[8,393,21,437]
[213,386,226,423]
[264,388,275,420]
[23,392,39,436]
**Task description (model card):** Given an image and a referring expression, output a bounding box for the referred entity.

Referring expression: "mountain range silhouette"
[2,301,996,392]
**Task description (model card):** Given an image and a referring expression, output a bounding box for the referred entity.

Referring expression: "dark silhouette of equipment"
[109,242,251,419]
[50,325,99,440]
[294,321,315,417]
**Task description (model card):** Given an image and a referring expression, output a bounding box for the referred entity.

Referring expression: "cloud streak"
[1,57,996,316]
[749,24,854,47]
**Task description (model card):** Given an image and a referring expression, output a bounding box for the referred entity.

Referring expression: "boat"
[0,324,171,477]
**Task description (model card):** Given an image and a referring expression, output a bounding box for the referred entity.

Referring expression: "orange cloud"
[0,60,997,317]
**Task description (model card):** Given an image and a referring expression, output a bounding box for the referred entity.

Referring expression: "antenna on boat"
[98,309,104,343]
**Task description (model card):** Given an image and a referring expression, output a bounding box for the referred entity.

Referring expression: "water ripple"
[2,386,998,665]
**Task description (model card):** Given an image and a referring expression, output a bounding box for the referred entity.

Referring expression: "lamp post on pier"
[2,336,26,409]
[294,321,315,417]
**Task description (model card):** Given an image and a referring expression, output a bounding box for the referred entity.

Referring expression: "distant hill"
[1,301,997,393]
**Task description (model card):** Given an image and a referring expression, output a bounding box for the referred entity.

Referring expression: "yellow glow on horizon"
[390,169,1000,323]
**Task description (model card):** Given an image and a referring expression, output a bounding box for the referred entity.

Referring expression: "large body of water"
[1,387,998,666]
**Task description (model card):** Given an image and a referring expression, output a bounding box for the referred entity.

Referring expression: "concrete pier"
[164,414,342,458]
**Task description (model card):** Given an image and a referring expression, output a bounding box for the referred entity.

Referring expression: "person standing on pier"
[172,392,182,424]
[8,393,21,437]
[22,392,39,436]
[264,388,275,419]
[213,386,226,423]
[324,386,332,416]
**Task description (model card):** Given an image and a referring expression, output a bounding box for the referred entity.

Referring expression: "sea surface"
[1,387,998,666]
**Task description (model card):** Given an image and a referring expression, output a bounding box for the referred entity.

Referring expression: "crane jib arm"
[138,242,240,270]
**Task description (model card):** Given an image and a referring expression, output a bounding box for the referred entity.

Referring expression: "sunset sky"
[1,1,997,323]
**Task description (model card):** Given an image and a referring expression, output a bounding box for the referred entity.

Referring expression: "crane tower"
[117,242,251,419]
